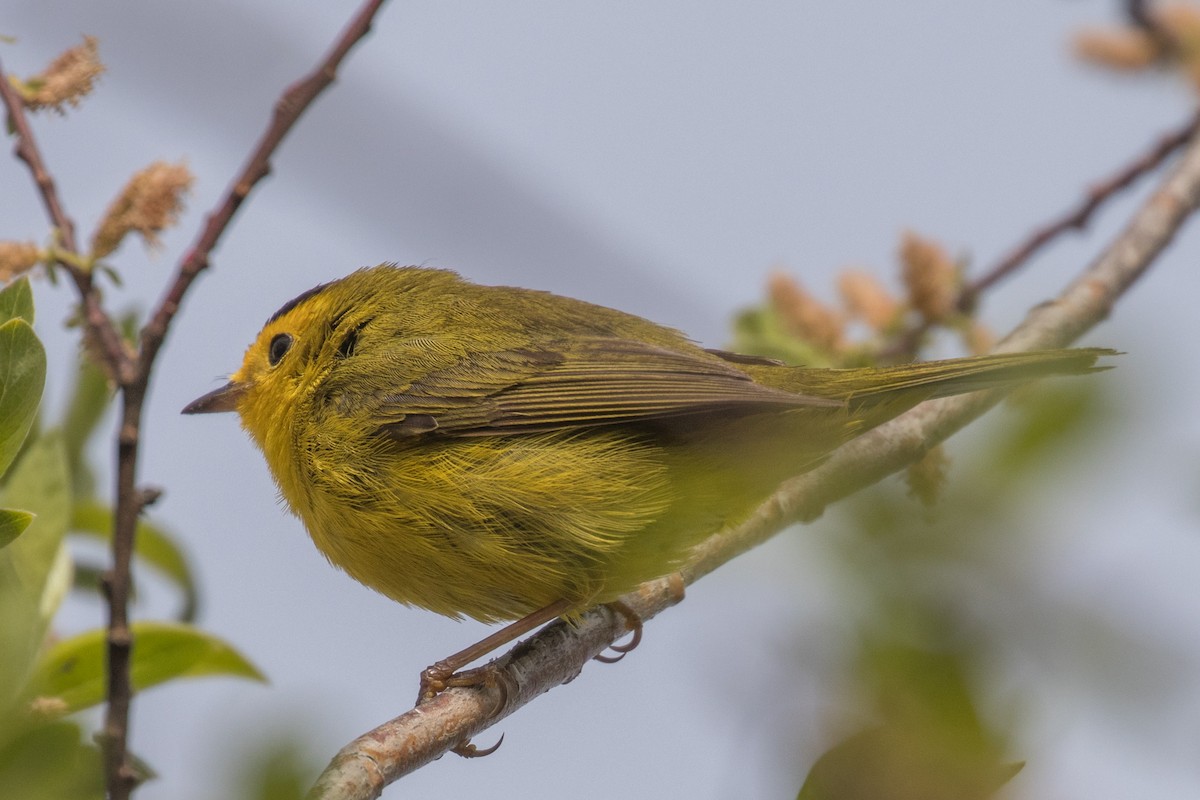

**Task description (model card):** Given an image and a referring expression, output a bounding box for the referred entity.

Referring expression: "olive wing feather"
[368,338,839,437]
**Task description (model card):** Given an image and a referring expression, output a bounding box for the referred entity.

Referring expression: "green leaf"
[27,621,265,715]
[0,432,71,713]
[797,726,1022,800]
[61,310,132,497]
[70,500,199,621]
[0,277,35,325]
[728,306,833,367]
[235,736,317,800]
[0,318,47,478]
[0,720,104,800]
[987,383,1103,478]
[0,508,33,548]
[62,357,112,499]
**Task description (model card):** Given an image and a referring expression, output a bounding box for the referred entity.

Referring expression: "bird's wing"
[367,337,840,438]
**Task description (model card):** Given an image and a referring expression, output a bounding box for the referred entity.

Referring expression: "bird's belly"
[292,431,683,622]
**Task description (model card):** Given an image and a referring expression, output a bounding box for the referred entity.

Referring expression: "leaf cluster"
[0,279,263,798]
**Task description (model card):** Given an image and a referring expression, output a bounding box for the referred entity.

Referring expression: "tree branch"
[138,0,388,375]
[885,108,1200,360]
[1126,0,1176,55]
[98,5,389,798]
[307,117,1200,800]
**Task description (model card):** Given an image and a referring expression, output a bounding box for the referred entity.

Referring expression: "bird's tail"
[754,348,1117,406]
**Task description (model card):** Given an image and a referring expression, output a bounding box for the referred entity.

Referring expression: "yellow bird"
[184,264,1109,695]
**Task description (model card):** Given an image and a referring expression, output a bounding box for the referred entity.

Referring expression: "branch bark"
[307,116,1200,800]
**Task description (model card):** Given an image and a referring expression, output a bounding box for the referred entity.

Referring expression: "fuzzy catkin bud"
[837,269,901,332]
[0,241,41,283]
[19,36,105,113]
[962,322,995,356]
[767,270,844,353]
[1159,4,1200,50]
[90,161,194,259]
[1073,28,1160,71]
[906,444,949,509]
[899,231,958,322]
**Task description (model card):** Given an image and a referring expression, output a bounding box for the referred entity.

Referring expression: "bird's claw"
[592,600,644,664]
[452,733,505,758]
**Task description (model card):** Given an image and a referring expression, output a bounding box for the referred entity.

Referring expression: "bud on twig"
[13,35,104,113]
[837,269,901,332]
[0,241,41,282]
[906,444,949,509]
[1073,28,1160,71]
[899,231,958,323]
[90,161,194,259]
[1074,4,1200,91]
[961,322,995,356]
[767,270,845,353]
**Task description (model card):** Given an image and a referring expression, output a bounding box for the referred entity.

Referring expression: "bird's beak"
[182,381,246,414]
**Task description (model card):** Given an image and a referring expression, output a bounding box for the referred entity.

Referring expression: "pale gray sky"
[4,2,1200,798]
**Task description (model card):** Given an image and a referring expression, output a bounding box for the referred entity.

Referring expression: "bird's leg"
[418,598,573,703]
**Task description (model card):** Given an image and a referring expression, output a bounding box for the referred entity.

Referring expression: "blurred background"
[3,1,1199,798]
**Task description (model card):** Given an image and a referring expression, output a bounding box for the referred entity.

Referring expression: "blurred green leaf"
[0,432,71,713]
[0,277,35,325]
[0,720,103,800]
[68,559,126,599]
[61,357,111,499]
[798,644,1019,800]
[797,725,1022,800]
[27,620,265,715]
[0,508,34,548]
[70,500,199,621]
[0,318,47,478]
[863,644,992,748]
[987,383,1102,477]
[236,738,315,800]
[729,306,833,367]
[61,310,132,498]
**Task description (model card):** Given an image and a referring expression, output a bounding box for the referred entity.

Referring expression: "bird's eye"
[268,333,293,366]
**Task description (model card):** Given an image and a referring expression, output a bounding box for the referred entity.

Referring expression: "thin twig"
[139,0,388,374]
[306,115,1200,800]
[1126,0,1175,56]
[99,4,387,798]
[960,107,1200,305]
[884,109,1200,360]
[0,64,133,385]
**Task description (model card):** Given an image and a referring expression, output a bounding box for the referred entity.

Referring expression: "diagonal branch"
[885,108,1200,360]
[307,118,1200,800]
[959,107,1200,309]
[138,0,389,377]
